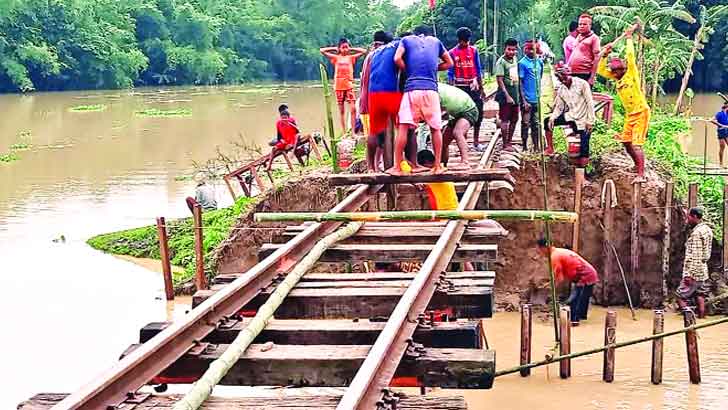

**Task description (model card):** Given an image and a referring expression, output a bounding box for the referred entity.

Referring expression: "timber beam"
[214,271,496,285]
[19,393,469,410]
[123,343,495,388]
[258,243,498,263]
[140,319,484,348]
[327,168,513,186]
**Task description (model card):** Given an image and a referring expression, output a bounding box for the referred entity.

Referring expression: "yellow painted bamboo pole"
[172,222,363,410]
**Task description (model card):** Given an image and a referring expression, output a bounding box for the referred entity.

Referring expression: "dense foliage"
[0,0,402,92]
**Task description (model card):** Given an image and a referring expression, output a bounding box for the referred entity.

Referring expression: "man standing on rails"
[598,23,650,183]
[518,39,544,152]
[677,207,713,318]
[448,27,486,151]
[568,14,601,87]
[537,238,599,326]
[494,38,520,152]
[359,31,389,138]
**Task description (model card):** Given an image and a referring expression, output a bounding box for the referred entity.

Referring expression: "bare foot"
[411,166,429,174]
[385,166,405,176]
[431,165,446,175]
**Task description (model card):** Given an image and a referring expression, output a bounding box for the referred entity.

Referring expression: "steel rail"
[53,184,381,410]
[337,133,500,410]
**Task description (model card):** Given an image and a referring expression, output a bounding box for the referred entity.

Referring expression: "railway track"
[21,124,517,410]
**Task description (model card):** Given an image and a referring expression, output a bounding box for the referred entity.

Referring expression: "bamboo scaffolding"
[254,210,577,223]
[172,222,363,410]
[319,63,339,173]
[493,315,728,378]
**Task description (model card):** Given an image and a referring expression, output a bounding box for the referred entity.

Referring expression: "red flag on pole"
[428,0,436,10]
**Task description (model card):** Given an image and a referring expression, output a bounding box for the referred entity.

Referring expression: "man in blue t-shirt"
[388,25,453,176]
[366,33,399,172]
[713,103,728,167]
[518,40,544,152]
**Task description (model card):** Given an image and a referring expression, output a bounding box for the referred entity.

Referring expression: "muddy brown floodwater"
[673,93,728,164]
[2,87,726,409]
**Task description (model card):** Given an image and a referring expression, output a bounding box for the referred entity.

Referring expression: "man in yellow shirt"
[597,24,650,183]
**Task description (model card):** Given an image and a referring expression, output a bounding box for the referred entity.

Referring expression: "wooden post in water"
[572,168,584,252]
[603,310,616,382]
[559,306,571,379]
[631,182,641,295]
[662,182,673,304]
[651,310,664,385]
[520,304,532,377]
[688,183,698,209]
[723,184,728,277]
[683,308,701,384]
[193,204,208,291]
[602,181,615,304]
[156,217,174,301]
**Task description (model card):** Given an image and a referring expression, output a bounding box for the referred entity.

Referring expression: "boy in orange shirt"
[320,38,367,134]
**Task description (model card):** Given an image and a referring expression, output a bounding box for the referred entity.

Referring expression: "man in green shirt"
[495,38,520,151]
[438,83,478,168]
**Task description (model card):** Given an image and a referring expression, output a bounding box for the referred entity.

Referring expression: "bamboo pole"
[172,222,363,410]
[651,310,664,385]
[688,183,698,209]
[495,315,728,378]
[156,217,174,301]
[520,304,532,377]
[254,210,577,223]
[193,204,207,291]
[603,311,616,383]
[319,63,339,174]
[573,168,584,252]
[683,308,701,384]
[602,181,615,304]
[559,306,571,379]
[631,182,641,290]
[662,182,674,304]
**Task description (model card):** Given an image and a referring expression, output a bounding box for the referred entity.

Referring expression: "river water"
[2,88,726,409]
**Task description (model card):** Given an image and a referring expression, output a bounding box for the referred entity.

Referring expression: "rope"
[600,179,618,208]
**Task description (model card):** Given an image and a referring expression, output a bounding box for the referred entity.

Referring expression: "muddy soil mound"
[487,153,690,309]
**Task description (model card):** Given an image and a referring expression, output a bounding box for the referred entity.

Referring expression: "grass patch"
[69,104,107,113]
[135,108,192,118]
[0,151,19,163]
[88,196,255,288]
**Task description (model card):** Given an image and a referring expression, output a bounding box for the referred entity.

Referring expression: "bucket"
[566,135,581,159]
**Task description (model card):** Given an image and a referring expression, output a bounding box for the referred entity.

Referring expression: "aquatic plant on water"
[135,108,192,117]
[69,104,107,112]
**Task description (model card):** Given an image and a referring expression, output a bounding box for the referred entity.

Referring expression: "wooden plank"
[19,393,470,410]
[214,271,495,285]
[631,182,641,286]
[258,243,498,263]
[194,286,493,318]
[573,168,584,252]
[327,169,512,186]
[282,225,509,241]
[291,278,494,289]
[688,182,698,208]
[140,320,483,348]
[193,204,208,291]
[662,182,674,302]
[602,181,614,303]
[146,344,496,388]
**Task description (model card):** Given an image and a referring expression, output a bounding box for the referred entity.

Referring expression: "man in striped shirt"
[677,207,713,318]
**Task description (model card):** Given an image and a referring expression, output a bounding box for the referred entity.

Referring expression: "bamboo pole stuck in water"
[193,204,207,291]
[559,306,571,379]
[520,304,532,377]
[662,182,674,305]
[254,210,578,223]
[156,217,174,301]
[683,308,701,384]
[172,222,363,410]
[573,168,584,252]
[651,310,664,385]
[494,315,728,379]
[603,311,617,383]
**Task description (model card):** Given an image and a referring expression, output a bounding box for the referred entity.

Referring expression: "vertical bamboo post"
[651,310,664,385]
[223,176,237,201]
[723,184,728,277]
[662,182,673,304]
[520,304,532,377]
[603,310,617,382]
[193,204,208,291]
[559,306,571,379]
[631,182,641,292]
[573,168,584,252]
[683,308,701,384]
[688,183,698,209]
[156,217,174,301]
[602,181,614,304]
[319,63,339,174]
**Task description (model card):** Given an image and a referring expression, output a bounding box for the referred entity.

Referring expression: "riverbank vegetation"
[136,107,192,117]
[69,104,107,113]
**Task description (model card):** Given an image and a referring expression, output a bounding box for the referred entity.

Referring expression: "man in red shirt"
[268,104,300,172]
[537,238,599,325]
[568,14,601,86]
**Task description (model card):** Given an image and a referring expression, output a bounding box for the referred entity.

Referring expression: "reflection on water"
[0,84,326,409]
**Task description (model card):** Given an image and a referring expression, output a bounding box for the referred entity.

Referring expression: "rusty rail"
[336,132,500,409]
[52,183,381,410]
